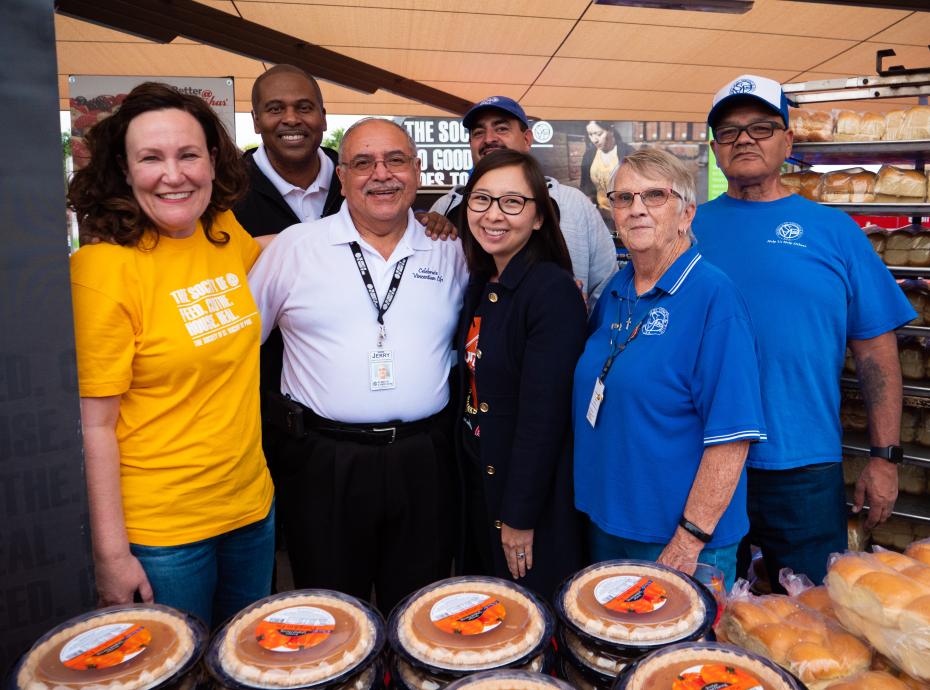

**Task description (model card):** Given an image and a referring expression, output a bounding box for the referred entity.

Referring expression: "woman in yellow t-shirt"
[67,83,274,627]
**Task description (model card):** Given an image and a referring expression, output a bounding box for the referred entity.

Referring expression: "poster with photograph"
[68,75,235,169]
[400,116,710,233]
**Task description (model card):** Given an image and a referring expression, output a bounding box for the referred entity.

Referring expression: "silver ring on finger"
[517,552,526,559]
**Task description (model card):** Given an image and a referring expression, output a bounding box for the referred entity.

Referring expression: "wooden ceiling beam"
[55,0,475,114]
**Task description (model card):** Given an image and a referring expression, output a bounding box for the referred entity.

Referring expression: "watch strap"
[870,445,904,464]
[679,517,713,543]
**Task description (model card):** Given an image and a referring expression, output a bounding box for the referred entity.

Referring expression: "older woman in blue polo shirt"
[572,148,766,587]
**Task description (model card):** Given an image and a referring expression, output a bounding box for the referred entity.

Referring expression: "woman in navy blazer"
[455,149,588,601]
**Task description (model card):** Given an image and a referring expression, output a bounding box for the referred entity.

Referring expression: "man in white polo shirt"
[249,118,467,613]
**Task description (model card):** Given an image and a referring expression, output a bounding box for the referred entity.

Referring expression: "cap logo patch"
[480,97,500,105]
[730,79,756,95]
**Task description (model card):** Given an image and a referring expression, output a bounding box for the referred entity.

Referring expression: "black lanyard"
[349,242,407,344]
[598,293,647,382]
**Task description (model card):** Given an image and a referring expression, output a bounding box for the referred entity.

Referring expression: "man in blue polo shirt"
[693,75,915,590]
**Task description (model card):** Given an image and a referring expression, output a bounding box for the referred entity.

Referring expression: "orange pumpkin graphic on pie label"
[594,575,668,614]
[59,623,151,670]
[672,663,763,690]
[430,593,507,635]
[255,606,336,652]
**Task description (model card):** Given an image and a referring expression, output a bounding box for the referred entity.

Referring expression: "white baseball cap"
[708,75,789,128]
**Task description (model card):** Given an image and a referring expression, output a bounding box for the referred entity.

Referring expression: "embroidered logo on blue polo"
[642,307,669,336]
[768,221,808,248]
[730,79,756,95]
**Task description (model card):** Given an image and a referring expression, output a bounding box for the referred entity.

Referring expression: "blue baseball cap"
[708,75,789,129]
[462,96,529,130]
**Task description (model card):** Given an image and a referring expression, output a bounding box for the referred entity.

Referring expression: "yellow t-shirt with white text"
[71,211,273,546]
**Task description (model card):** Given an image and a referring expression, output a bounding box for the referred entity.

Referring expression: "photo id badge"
[586,378,605,428]
[369,350,396,391]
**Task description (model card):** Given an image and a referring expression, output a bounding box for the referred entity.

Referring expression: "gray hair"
[339,117,417,160]
[610,147,697,207]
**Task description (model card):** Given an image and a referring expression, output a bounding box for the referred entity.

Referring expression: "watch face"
[873,446,904,463]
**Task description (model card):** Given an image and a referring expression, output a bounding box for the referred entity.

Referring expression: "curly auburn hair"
[67,82,248,247]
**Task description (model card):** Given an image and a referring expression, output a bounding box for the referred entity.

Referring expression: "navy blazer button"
[476,349,482,359]
[479,402,489,413]
[486,465,495,475]
[488,292,498,303]
[495,520,502,529]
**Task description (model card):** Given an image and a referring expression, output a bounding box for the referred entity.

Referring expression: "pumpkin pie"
[15,604,204,690]
[210,590,383,689]
[391,577,550,673]
[616,642,804,690]
[444,670,574,690]
[558,561,713,647]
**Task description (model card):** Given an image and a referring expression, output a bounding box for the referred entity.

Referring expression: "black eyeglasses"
[606,188,682,209]
[465,192,536,215]
[339,154,416,175]
[713,121,785,145]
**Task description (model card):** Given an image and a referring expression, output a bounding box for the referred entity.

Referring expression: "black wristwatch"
[870,445,904,464]
[679,517,713,544]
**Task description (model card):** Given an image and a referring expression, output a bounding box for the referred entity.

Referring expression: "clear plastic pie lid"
[444,669,574,690]
[388,576,553,674]
[612,642,806,690]
[556,561,716,651]
[206,590,385,689]
[557,656,606,690]
[391,649,550,690]
[556,626,631,683]
[12,604,207,690]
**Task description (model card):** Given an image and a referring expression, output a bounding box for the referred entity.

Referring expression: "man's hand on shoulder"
[416,211,457,241]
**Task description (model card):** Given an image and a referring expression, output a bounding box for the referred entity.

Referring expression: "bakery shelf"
[845,486,930,524]
[888,266,930,279]
[842,430,930,470]
[841,376,930,401]
[791,140,930,166]
[820,202,930,216]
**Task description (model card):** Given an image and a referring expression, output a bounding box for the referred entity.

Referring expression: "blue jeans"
[737,462,847,593]
[131,504,275,628]
[588,521,739,591]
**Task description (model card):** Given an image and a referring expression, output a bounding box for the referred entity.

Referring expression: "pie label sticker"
[60,623,151,670]
[673,663,763,690]
[430,592,506,635]
[255,606,336,652]
[594,575,668,614]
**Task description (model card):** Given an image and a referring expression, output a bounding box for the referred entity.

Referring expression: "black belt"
[302,406,437,446]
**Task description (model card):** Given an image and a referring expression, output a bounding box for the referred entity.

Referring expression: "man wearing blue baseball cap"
[431,96,617,307]
[692,75,914,589]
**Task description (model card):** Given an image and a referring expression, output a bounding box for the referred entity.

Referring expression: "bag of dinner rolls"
[875,165,927,202]
[826,670,912,689]
[901,106,930,141]
[884,110,908,141]
[791,108,835,142]
[720,579,871,688]
[780,569,840,625]
[825,550,930,680]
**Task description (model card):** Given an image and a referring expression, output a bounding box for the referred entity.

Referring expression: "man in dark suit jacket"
[232,66,342,510]
[234,64,342,237]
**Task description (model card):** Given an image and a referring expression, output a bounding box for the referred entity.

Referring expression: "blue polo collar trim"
[655,246,702,295]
